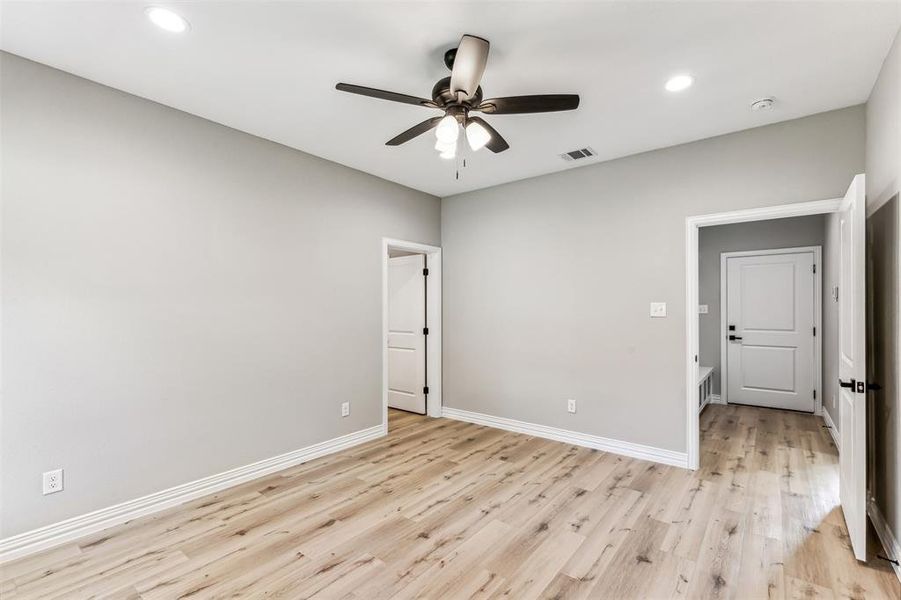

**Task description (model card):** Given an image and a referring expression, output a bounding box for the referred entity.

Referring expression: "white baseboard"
[868,497,901,582]
[441,407,688,469]
[822,408,840,451]
[0,424,384,565]
[699,394,723,413]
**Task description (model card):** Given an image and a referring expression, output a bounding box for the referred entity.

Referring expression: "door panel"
[726,251,815,412]
[387,254,426,414]
[741,263,796,330]
[740,345,796,392]
[838,174,867,561]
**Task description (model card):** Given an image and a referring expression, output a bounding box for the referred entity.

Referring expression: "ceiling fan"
[336,35,580,159]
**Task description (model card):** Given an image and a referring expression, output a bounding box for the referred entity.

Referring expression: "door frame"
[382,238,442,430]
[685,198,842,470]
[718,246,823,414]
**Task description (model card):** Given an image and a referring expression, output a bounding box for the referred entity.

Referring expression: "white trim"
[382,238,442,422]
[0,424,384,564]
[685,197,842,470]
[698,391,723,413]
[699,395,712,413]
[823,408,841,451]
[718,246,823,416]
[868,497,901,582]
[442,407,688,468]
[687,199,843,228]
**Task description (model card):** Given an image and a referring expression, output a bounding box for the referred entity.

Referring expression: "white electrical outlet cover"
[43,469,64,495]
[650,302,667,317]
[698,304,709,314]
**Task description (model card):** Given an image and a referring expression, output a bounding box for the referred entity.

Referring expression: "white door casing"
[387,254,426,414]
[838,174,867,562]
[724,250,817,412]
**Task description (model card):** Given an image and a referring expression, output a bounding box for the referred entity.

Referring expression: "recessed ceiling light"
[145,7,190,33]
[665,74,694,92]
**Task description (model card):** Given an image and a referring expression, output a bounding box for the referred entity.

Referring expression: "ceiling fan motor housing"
[431,77,483,110]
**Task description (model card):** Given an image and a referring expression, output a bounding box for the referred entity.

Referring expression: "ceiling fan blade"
[468,116,509,153]
[336,83,438,108]
[450,35,489,100]
[386,116,444,146]
[477,94,580,114]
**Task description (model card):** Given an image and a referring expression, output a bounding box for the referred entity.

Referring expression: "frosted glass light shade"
[435,115,460,143]
[465,120,491,151]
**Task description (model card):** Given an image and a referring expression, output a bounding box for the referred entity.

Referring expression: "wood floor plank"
[2,405,898,599]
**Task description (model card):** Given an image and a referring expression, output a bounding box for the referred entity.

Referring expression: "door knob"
[728,335,743,341]
[839,378,856,389]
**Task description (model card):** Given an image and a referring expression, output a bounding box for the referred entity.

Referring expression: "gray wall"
[0,53,440,537]
[442,106,865,453]
[698,215,826,395]
[865,26,901,555]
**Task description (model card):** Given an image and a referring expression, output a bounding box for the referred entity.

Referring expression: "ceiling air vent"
[560,147,596,162]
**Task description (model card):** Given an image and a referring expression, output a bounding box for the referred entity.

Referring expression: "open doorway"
[685,198,843,470]
[686,176,874,563]
[699,217,825,416]
[382,238,442,432]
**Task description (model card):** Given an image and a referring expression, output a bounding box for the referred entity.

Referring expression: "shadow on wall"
[867,194,899,538]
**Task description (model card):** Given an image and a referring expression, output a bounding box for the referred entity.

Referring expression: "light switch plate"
[698,304,709,314]
[650,302,667,318]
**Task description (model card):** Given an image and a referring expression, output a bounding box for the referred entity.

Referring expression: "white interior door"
[838,174,867,561]
[725,250,816,412]
[387,254,426,414]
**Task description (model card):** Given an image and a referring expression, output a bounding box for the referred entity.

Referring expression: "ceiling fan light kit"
[336,34,580,159]
[465,120,491,152]
[435,114,460,143]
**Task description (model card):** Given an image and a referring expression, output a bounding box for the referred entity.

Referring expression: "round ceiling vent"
[751,97,776,111]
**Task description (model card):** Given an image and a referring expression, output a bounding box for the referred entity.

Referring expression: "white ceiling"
[2,1,899,197]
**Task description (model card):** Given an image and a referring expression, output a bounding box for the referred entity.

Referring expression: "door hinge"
[423,327,429,335]
[423,268,429,276]
[812,264,816,274]
[813,389,816,399]
[423,386,429,395]
[813,326,816,336]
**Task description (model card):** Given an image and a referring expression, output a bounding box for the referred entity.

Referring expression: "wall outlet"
[43,469,64,495]
[341,402,350,417]
[698,304,709,314]
[650,302,667,318]
[567,399,577,414]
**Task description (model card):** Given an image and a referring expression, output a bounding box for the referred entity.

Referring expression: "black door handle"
[839,378,856,389]
[728,335,743,341]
